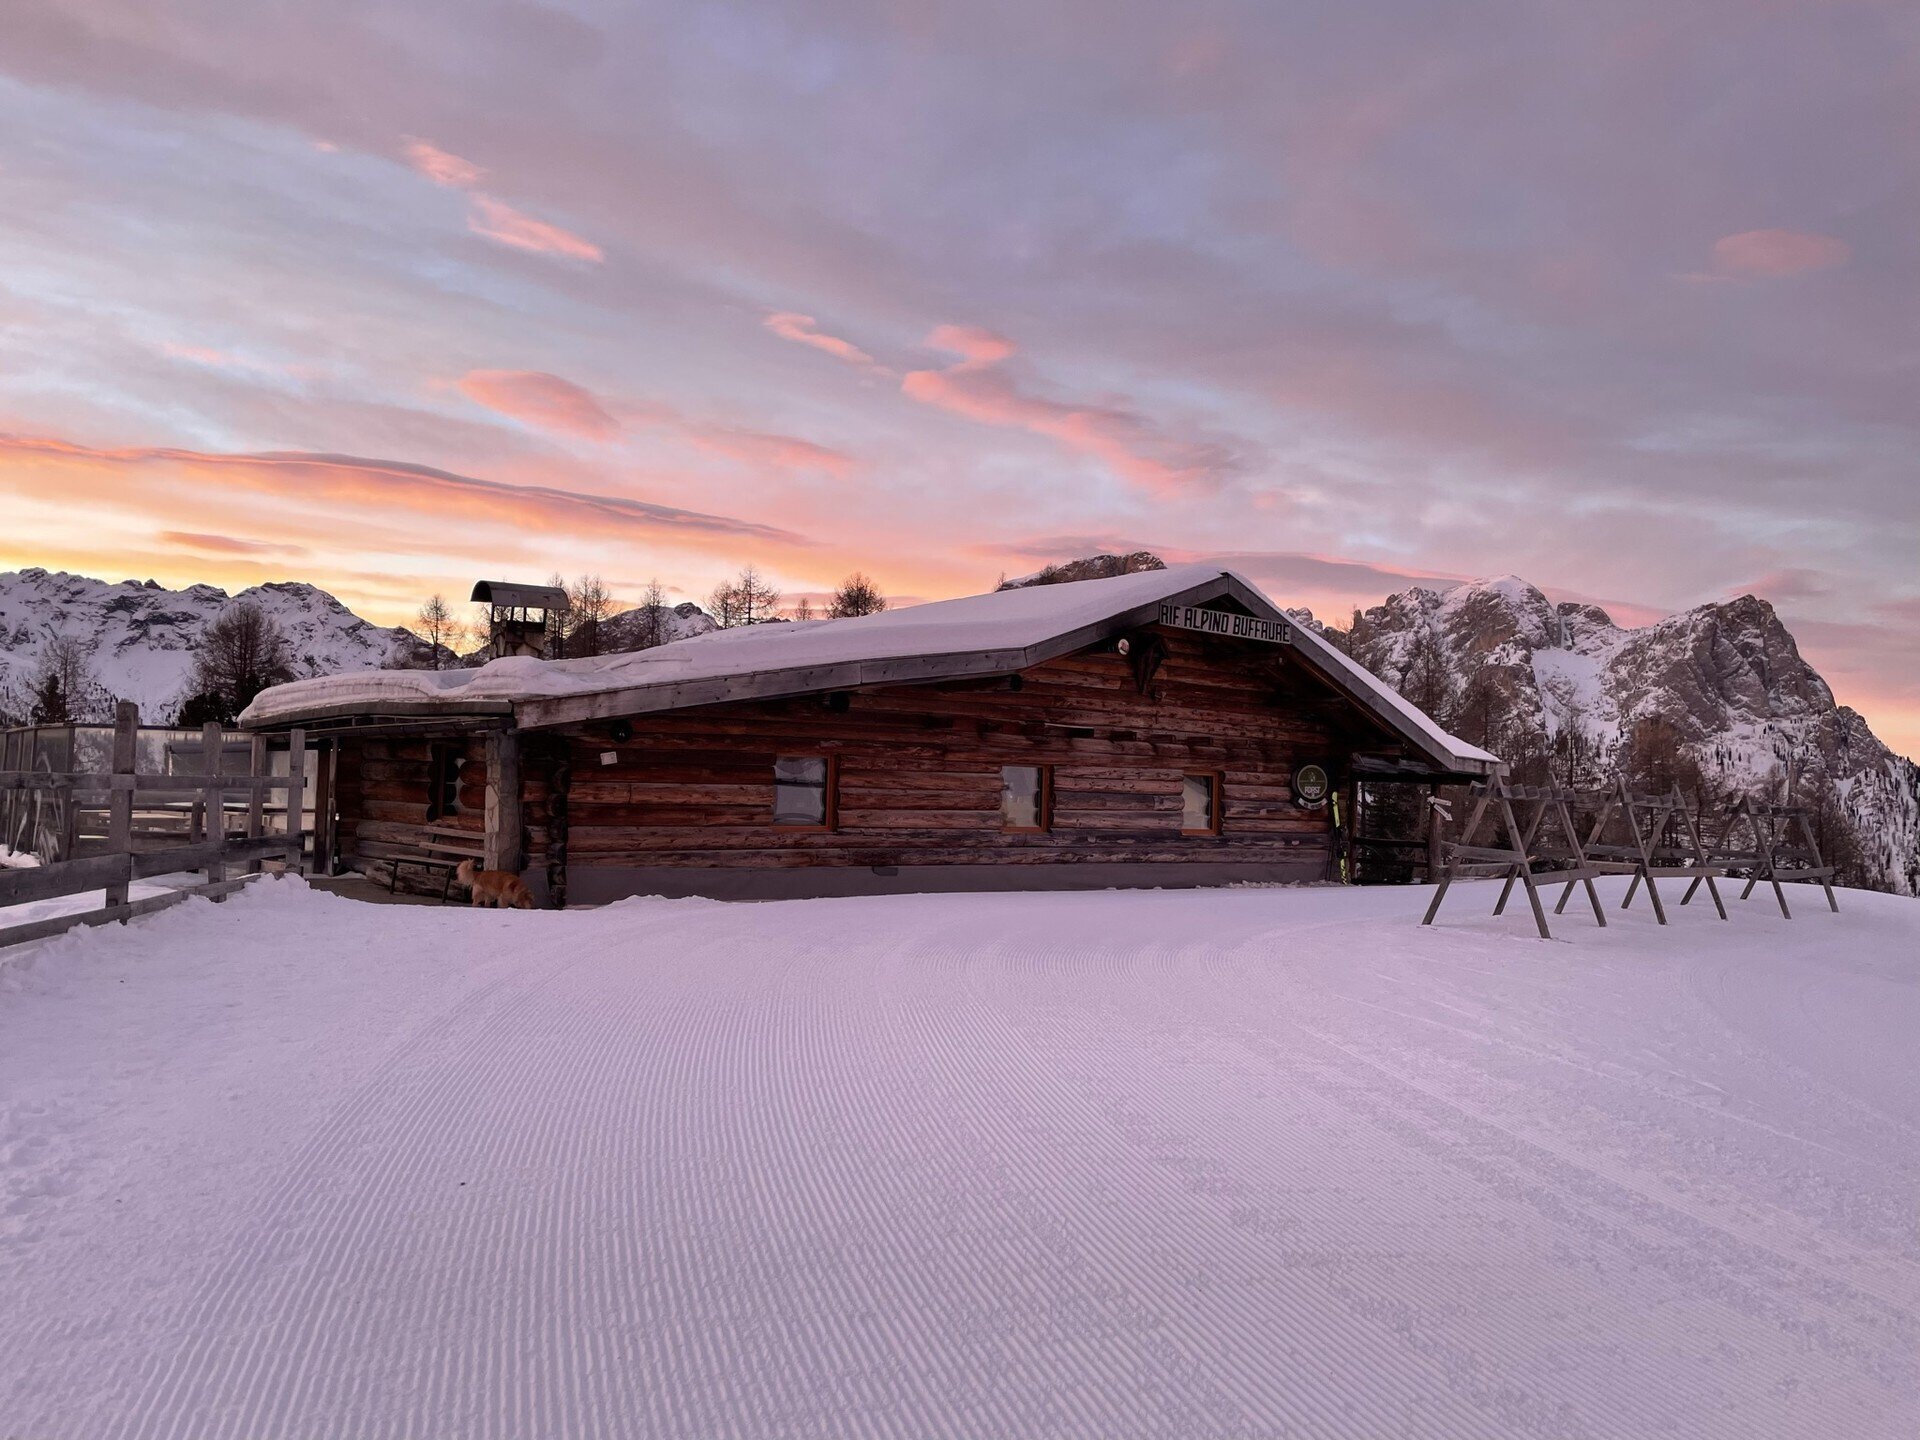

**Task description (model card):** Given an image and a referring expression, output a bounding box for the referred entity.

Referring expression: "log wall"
[549,630,1356,879]
[334,735,552,878]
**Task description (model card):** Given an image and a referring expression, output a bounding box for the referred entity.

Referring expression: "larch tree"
[176,603,295,725]
[710,566,781,627]
[565,574,615,657]
[415,594,467,669]
[629,578,671,651]
[826,573,887,619]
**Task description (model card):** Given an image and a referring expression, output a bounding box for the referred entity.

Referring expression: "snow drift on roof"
[240,564,1498,772]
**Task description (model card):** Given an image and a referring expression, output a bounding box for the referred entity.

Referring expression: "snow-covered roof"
[241,564,1500,775]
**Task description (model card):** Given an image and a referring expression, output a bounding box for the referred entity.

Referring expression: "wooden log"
[484,730,524,873]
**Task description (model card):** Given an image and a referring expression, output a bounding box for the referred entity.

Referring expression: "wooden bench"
[386,823,485,901]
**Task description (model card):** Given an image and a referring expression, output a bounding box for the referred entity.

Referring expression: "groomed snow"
[4,879,1916,1437]
[238,565,1499,773]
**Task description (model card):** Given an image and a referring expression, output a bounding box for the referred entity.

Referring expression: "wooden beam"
[104,701,138,908]
[246,733,268,875]
[284,728,307,872]
[202,721,225,887]
[312,738,335,876]
[485,730,524,872]
[0,874,258,951]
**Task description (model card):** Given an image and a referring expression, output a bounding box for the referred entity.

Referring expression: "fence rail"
[0,703,306,950]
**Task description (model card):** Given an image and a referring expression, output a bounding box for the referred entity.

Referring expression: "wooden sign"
[1157,603,1293,645]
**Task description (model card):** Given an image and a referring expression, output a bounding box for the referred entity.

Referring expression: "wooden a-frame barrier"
[1684,796,1838,919]
[1573,779,1727,924]
[1422,782,1607,940]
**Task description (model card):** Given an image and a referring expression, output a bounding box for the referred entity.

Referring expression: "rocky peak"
[999,552,1167,590]
[1336,574,1919,895]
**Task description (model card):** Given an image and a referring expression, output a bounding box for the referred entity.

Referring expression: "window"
[1001,765,1051,831]
[427,743,464,820]
[774,755,835,828]
[1181,773,1222,835]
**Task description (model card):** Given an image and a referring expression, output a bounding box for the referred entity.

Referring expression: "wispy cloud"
[454,367,855,475]
[902,326,1236,493]
[396,137,600,264]
[1710,229,1851,279]
[157,530,311,558]
[1,433,806,546]
[403,137,484,189]
[466,195,603,263]
[763,312,875,368]
[458,370,620,440]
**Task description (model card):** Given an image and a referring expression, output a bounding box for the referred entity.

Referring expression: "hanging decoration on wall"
[1293,762,1331,808]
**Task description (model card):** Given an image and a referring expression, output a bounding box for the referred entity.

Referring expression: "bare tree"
[826,573,887,619]
[26,634,110,724]
[709,566,782,627]
[790,597,818,622]
[564,574,615,657]
[1622,715,1703,796]
[177,603,295,725]
[415,594,468,670]
[629,577,670,651]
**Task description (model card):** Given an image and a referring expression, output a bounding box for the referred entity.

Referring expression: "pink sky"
[0,2,1915,753]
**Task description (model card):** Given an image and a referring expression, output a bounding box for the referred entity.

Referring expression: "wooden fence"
[0,702,306,949]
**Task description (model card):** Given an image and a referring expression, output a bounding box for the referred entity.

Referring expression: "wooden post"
[1425,783,1443,882]
[311,739,335,876]
[202,721,225,886]
[104,702,138,910]
[246,734,268,874]
[284,729,307,873]
[485,730,524,873]
[545,742,570,911]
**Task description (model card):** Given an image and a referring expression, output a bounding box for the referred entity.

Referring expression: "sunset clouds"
[1710,229,1852,279]
[763,313,875,368]
[400,136,602,262]
[458,371,621,441]
[903,326,1237,493]
[0,2,1914,750]
[403,138,483,189]
[465,196,603,263]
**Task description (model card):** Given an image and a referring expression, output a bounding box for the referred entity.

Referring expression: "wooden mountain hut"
[239,566,1501,904]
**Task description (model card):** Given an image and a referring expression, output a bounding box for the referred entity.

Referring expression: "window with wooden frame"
[426,743,464,820]
[1001,764,1052,832]
[773,755,837,828]
[1181,772,1223,835]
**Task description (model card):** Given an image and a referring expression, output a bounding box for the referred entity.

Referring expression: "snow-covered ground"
[2,879,1916,1438]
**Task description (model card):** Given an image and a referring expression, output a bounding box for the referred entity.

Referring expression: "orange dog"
[455,859,536,910]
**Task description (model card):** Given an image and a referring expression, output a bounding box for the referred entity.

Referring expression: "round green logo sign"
[1294,763,1331,806]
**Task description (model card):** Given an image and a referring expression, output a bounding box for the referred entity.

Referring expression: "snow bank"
[3,878,1915,1437]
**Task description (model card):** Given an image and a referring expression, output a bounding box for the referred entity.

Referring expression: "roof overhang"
[508,572,1499,778]
[241,698,514,735]
[470,580,569,610]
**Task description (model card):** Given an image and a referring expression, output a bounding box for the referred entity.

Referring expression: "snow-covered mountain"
[1338,576,1920,896]
[596,601,717,652]
[0,568,433,724]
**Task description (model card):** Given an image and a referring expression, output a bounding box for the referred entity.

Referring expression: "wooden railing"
[0,703,306,949]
